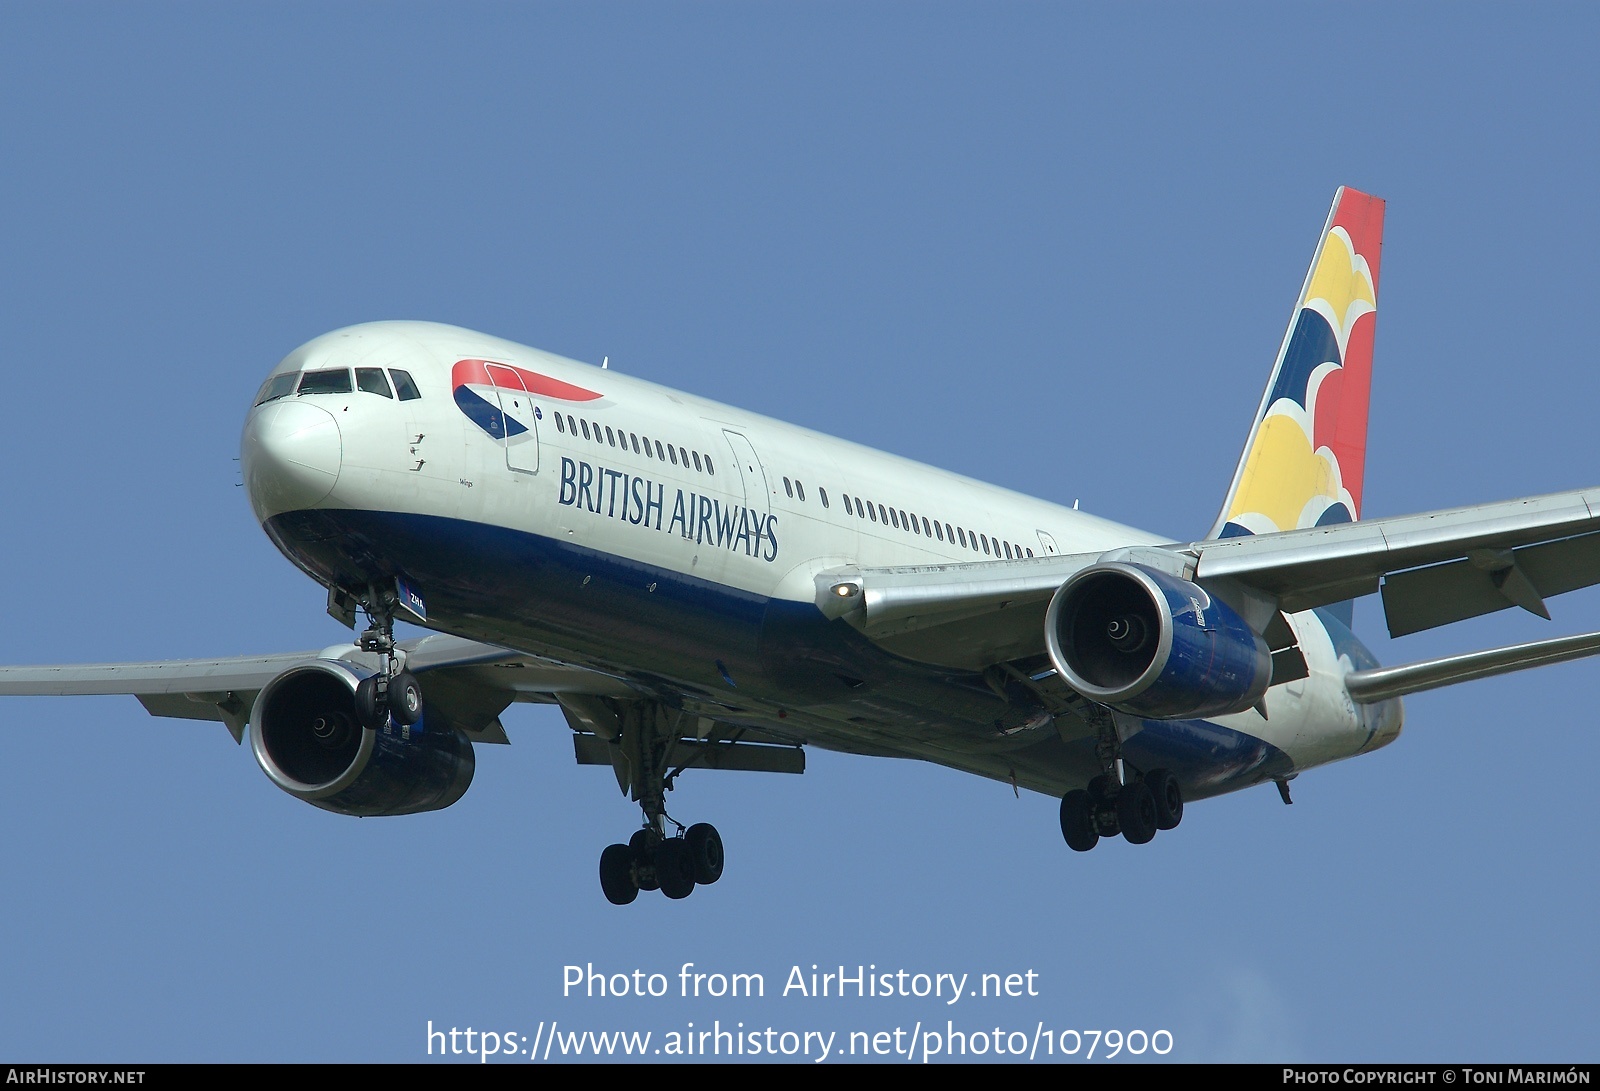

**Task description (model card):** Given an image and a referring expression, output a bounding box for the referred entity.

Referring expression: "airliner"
[6,187,1600,905]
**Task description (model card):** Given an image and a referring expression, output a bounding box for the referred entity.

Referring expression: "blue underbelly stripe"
[264,508,1294,797]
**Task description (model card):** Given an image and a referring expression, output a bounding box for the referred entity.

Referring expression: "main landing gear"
[352,589,423,731]
[1059,709,1183,852]
[600,821,724,905]
[597,702,725,905]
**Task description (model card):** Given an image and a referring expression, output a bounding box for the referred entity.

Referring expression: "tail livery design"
[1211,187,1385,539]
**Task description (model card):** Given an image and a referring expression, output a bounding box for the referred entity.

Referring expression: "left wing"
[814,486,1600,689]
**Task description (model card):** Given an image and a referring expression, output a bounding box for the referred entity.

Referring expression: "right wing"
[0,632,638,744]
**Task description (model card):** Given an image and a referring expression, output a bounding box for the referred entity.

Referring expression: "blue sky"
[1,3,1595,1063]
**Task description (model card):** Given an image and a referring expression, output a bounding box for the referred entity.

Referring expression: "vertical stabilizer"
[1209,187,1385,541]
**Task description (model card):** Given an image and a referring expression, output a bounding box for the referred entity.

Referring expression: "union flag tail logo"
[1210,187,1385,540]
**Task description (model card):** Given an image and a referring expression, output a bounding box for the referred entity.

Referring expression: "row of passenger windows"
[255,367,422,405]
[553,413,714,477]
[841,491,1034,558]
[778,475,1034,559]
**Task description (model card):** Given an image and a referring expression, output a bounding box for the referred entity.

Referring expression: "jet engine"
[1044,562,1271,720]
[250,660,474,816]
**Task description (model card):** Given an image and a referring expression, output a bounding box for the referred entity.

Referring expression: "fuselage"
[241,321,1402,801]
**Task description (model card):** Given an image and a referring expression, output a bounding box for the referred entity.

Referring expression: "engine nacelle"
[250,660,474,817]
[1044,562,1271,720]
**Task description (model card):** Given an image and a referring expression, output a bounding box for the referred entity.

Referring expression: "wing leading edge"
[0,633,638,743]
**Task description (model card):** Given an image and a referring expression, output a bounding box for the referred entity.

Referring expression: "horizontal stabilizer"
[1344,629,1600,704]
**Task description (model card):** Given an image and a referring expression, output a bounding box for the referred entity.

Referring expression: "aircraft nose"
[242,399,343,520]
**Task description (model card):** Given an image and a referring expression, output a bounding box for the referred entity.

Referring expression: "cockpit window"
[298,368,353,395]
[355,368,393,398]
[389,369,422,401]
[254,373,298,406]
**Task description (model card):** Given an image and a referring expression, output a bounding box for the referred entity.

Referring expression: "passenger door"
[721,429,770,520]
[487,364,539,474]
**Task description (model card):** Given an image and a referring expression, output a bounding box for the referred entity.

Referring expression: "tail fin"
[1209,187,1386,541]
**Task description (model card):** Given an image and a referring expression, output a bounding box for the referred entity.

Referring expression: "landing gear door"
[722,429,770,519]
[487,364,539,474]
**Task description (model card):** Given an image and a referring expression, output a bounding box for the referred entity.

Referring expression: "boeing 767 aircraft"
[6,187,1599,904]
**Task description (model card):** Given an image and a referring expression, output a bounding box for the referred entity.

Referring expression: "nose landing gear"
[351,587,423,730]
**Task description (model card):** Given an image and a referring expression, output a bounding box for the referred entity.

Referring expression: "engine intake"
[251,660,474,817]
[1045,562,1271,719]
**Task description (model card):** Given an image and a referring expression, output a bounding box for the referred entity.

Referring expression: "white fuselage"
[241,321,1401,798]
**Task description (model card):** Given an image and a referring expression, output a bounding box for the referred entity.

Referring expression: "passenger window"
[641,436,653,458]
[818,487,828,508]
[693,451,703,472]
[868,502,878,523]
[908,512,920,535]
[796,481,805,502]
[982,535,991,555]
[567,415,578,435]
[944,523,955,542]
[958,527,967,547]
[555,414,566,434]
[669,446,679,465]
[605,426,616,446]
[355,368,393,398]
[593,422,604,444]
[783,477,794,498]
[254,373,298,406]
[933,521,943,542]
[678,446,690,467]
[298,368,352,395]
[655,440,665,461]
[390,370,422,401]
[706,456,714,475]
[1026,547,1034,558]
[921,516,931,537]
[1004,541,1013,559]
[581,419,591,440]
[629,433,640,454]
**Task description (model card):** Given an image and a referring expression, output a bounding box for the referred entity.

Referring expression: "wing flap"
[1380,531,1600,637]
[1194,487,1600,615]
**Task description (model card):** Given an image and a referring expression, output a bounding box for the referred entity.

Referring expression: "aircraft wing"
[0,632,637,744]
[815,484,1600,670]
[1191,486,1600,636]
